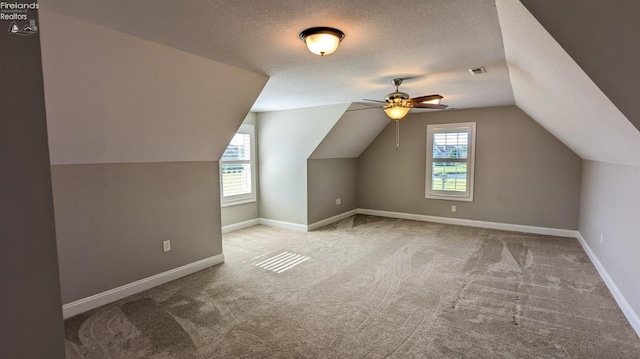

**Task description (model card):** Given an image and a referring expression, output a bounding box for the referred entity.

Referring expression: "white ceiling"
[38,0,515,112]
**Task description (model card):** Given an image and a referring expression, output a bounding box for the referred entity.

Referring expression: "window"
[220,124,256,206]
[425,122,476,201]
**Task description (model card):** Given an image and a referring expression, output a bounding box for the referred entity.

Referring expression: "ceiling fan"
[356,78,448,149]
[364,78,448,120]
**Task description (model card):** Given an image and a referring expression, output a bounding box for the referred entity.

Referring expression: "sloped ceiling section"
[40,10,268,165]
[309,103,390,159]
[496,0,640,167]
[259,103,352,162]
[258,103,351,224]
[521,0,640,132]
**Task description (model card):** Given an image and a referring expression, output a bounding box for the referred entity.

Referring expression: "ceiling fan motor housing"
[385,91,413,107]
[386,78,413,107]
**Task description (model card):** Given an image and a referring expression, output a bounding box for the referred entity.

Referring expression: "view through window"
[220,124,255,205]
[425,122,476,201]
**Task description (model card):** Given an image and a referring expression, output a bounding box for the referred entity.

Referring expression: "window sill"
[425,194,473,202]
[221,198,257,208]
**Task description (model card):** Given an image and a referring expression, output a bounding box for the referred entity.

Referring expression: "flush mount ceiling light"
[299,27,345,56]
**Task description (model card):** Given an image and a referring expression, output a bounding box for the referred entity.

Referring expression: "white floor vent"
[253,252,310,273]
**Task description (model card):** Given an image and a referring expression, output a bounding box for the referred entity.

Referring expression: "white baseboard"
[222,211,360,234]
[575,233,640,337]
[308,209,359,231]
[357,208,578,238]
[230,209,577,237]
[62,254,225,319]
[222,218,260,233]
[258,218,308,232]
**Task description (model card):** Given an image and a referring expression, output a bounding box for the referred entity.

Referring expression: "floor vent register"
[253,251,310,273]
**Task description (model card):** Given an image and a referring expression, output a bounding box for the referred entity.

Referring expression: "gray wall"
[358,106,582,229]
[579,160,640,318]
[51,162,222,303]
[222,203,259,226]
[0,6,66,357]
[39,9,266,306]
[307,158,358,224]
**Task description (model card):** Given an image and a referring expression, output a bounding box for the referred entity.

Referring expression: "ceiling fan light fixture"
[384,105,411,120]
[299,27,344,56]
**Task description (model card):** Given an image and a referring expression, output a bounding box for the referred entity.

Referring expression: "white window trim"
[220,124,256,207]
[425,122,476,202]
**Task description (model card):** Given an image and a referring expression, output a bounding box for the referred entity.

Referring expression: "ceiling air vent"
[468,67,486,75]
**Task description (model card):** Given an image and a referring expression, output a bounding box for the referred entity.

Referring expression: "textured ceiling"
[38,0,515,112]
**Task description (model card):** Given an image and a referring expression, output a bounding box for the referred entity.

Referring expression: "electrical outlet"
[451,205,456,213]
[163,240,171,252]
[336,198,341,205]
[600,233,603,244]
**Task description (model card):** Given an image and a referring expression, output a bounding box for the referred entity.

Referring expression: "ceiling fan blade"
[362,98,387,103]
[409,94,443,104]
[412,103,448,109]
[346,106,383,112]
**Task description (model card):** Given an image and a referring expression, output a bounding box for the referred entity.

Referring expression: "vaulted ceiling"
[38,0,639,166]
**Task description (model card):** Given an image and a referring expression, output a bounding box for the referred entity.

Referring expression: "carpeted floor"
[64,215,640,358]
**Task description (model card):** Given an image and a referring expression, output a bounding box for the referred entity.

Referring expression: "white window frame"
[425,122,476,202]
[220,124,256,207]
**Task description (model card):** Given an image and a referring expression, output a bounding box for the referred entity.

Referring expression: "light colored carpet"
[65,215,640,358]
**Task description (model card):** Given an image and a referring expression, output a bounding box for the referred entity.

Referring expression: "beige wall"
[52,162,221,303]
[307,158,358,224]
[358,106,582,229]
